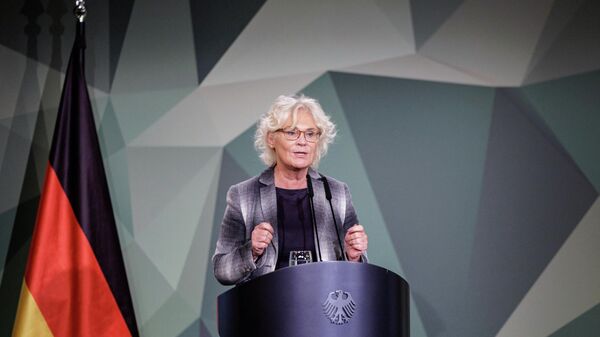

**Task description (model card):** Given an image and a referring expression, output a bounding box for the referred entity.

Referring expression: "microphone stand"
[306,174,322,262]
[320,175,347,261]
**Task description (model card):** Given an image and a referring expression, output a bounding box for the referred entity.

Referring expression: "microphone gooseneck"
[306,174,322,262]
[320,175,347,261]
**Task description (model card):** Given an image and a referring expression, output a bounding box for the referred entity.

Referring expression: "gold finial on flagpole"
[74,0,86,22]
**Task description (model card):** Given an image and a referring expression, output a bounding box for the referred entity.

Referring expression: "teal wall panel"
[331,72,494,337]
[549,303,600,337]
[519,70,600,191]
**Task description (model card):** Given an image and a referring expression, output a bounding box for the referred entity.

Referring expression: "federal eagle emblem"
[322,290,356,324]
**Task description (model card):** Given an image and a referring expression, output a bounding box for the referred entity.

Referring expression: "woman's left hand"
[344,224,368,262]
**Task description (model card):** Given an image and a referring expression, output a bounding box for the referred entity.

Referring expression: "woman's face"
[268,109,319,172]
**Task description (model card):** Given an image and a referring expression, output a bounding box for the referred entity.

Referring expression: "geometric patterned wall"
[1,1,599,337]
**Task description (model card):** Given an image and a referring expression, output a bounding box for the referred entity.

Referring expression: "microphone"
[320,175,347,261]
[306,174,322,262]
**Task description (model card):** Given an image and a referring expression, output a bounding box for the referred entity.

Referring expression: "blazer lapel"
[258,168,278,260]
[308,169,339,261]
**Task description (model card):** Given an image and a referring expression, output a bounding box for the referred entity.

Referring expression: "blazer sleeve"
[342,183,368,263]
[212,185,257,285]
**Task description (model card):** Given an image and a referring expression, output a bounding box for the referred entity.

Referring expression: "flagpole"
[74,0,86,22]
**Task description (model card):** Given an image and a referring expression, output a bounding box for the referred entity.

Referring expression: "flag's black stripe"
[49,22,139,337]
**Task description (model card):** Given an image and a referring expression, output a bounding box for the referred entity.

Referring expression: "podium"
[217,262,409,337]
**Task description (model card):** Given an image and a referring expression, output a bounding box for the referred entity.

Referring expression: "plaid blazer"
[212,167,365,285]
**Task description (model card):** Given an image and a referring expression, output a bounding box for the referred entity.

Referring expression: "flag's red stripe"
[25,164,131,337]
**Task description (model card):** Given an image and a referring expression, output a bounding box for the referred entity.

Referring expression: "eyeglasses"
[275,128,321,142]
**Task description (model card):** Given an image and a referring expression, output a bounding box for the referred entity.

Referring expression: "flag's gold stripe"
[12,282,54,337]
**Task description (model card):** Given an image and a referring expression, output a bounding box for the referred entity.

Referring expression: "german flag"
[11,21,139,337]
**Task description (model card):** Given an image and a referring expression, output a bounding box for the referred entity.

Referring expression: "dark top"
[275,187,316,269]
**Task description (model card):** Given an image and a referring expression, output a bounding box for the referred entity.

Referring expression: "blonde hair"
[255,94,336,167]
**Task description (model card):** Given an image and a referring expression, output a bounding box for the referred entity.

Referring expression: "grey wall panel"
[465,89,597,337]
[189,0,266,85]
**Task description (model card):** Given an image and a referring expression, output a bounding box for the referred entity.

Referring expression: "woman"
[213,94,368,285]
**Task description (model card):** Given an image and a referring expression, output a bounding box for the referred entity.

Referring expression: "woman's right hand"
[251,222,274,260]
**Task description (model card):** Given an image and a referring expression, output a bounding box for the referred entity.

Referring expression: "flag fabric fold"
[12,21,139,337]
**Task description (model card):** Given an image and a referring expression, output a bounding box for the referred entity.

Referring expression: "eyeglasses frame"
[274,128,321,143]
